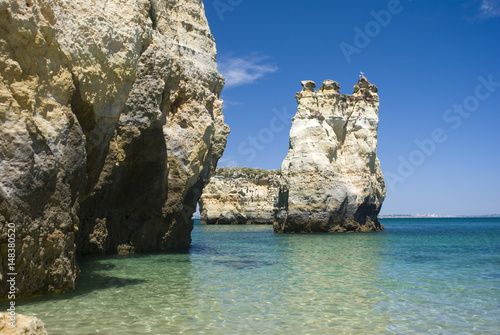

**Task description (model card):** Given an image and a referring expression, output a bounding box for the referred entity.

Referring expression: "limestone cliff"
[274,77,386,233]
[199,167,280,224]
[0,0,228,298]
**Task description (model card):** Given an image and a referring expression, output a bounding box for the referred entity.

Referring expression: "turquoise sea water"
[5,218,500,334]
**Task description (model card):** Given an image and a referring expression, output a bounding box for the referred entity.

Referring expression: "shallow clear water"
[5,218,500,334]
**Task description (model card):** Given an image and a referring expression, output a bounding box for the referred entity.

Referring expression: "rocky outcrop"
[199,167,280,224]
[274,77,386,233]
[0,313,47,335]
[0,0,228,298]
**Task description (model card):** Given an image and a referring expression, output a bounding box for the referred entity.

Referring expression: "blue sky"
[203,0,500,216]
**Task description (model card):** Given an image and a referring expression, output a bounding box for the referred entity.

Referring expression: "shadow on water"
[0,276,147,313]
[74,258,148,296]
[2,256,150,309]
[5,250,200,335]
[211,258,278,269]
[7,252,194,310]
[481,274,500,279]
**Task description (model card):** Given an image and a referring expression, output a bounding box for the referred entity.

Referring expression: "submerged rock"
[0,0,228,298]
[274,77,386,233]
[0,313,47,335]
[199,167,280,224]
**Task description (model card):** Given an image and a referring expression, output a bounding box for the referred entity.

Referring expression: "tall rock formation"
[274,77,386,233]
[0,0,228,298]
[199,167,280,224]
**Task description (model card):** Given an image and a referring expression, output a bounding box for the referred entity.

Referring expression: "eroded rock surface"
[274,77,386,233]
[0,313,47,335]
[199,167,280,224]
[0,0,228,298]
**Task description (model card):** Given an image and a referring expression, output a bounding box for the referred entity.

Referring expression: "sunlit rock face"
[274,77,386,233]
[199,168,280,224]
[0,0,228,298]
[0,313,47,335]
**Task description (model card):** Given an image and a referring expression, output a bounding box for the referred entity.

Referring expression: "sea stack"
[0,0,228,298]
[274,77,386,233]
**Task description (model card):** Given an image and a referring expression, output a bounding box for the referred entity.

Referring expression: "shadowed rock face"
[274,77,386,233]
[0,0,228,298]
[199,168,280,225]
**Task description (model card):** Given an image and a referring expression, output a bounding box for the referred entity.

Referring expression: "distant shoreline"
[379,214,500,219]
[193,215,500,220]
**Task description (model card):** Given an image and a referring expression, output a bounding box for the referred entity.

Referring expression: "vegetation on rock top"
[215,167,281,178]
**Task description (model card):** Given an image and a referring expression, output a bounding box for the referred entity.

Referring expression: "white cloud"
[218,53,278,88]
[479,0,500,18]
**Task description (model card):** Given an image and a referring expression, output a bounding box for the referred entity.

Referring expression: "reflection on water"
[269,233,390,334]
[3,218,500,334]
[189,226,390,334]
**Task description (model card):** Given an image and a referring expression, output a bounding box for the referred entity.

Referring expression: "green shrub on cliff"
[215,166,281,178]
